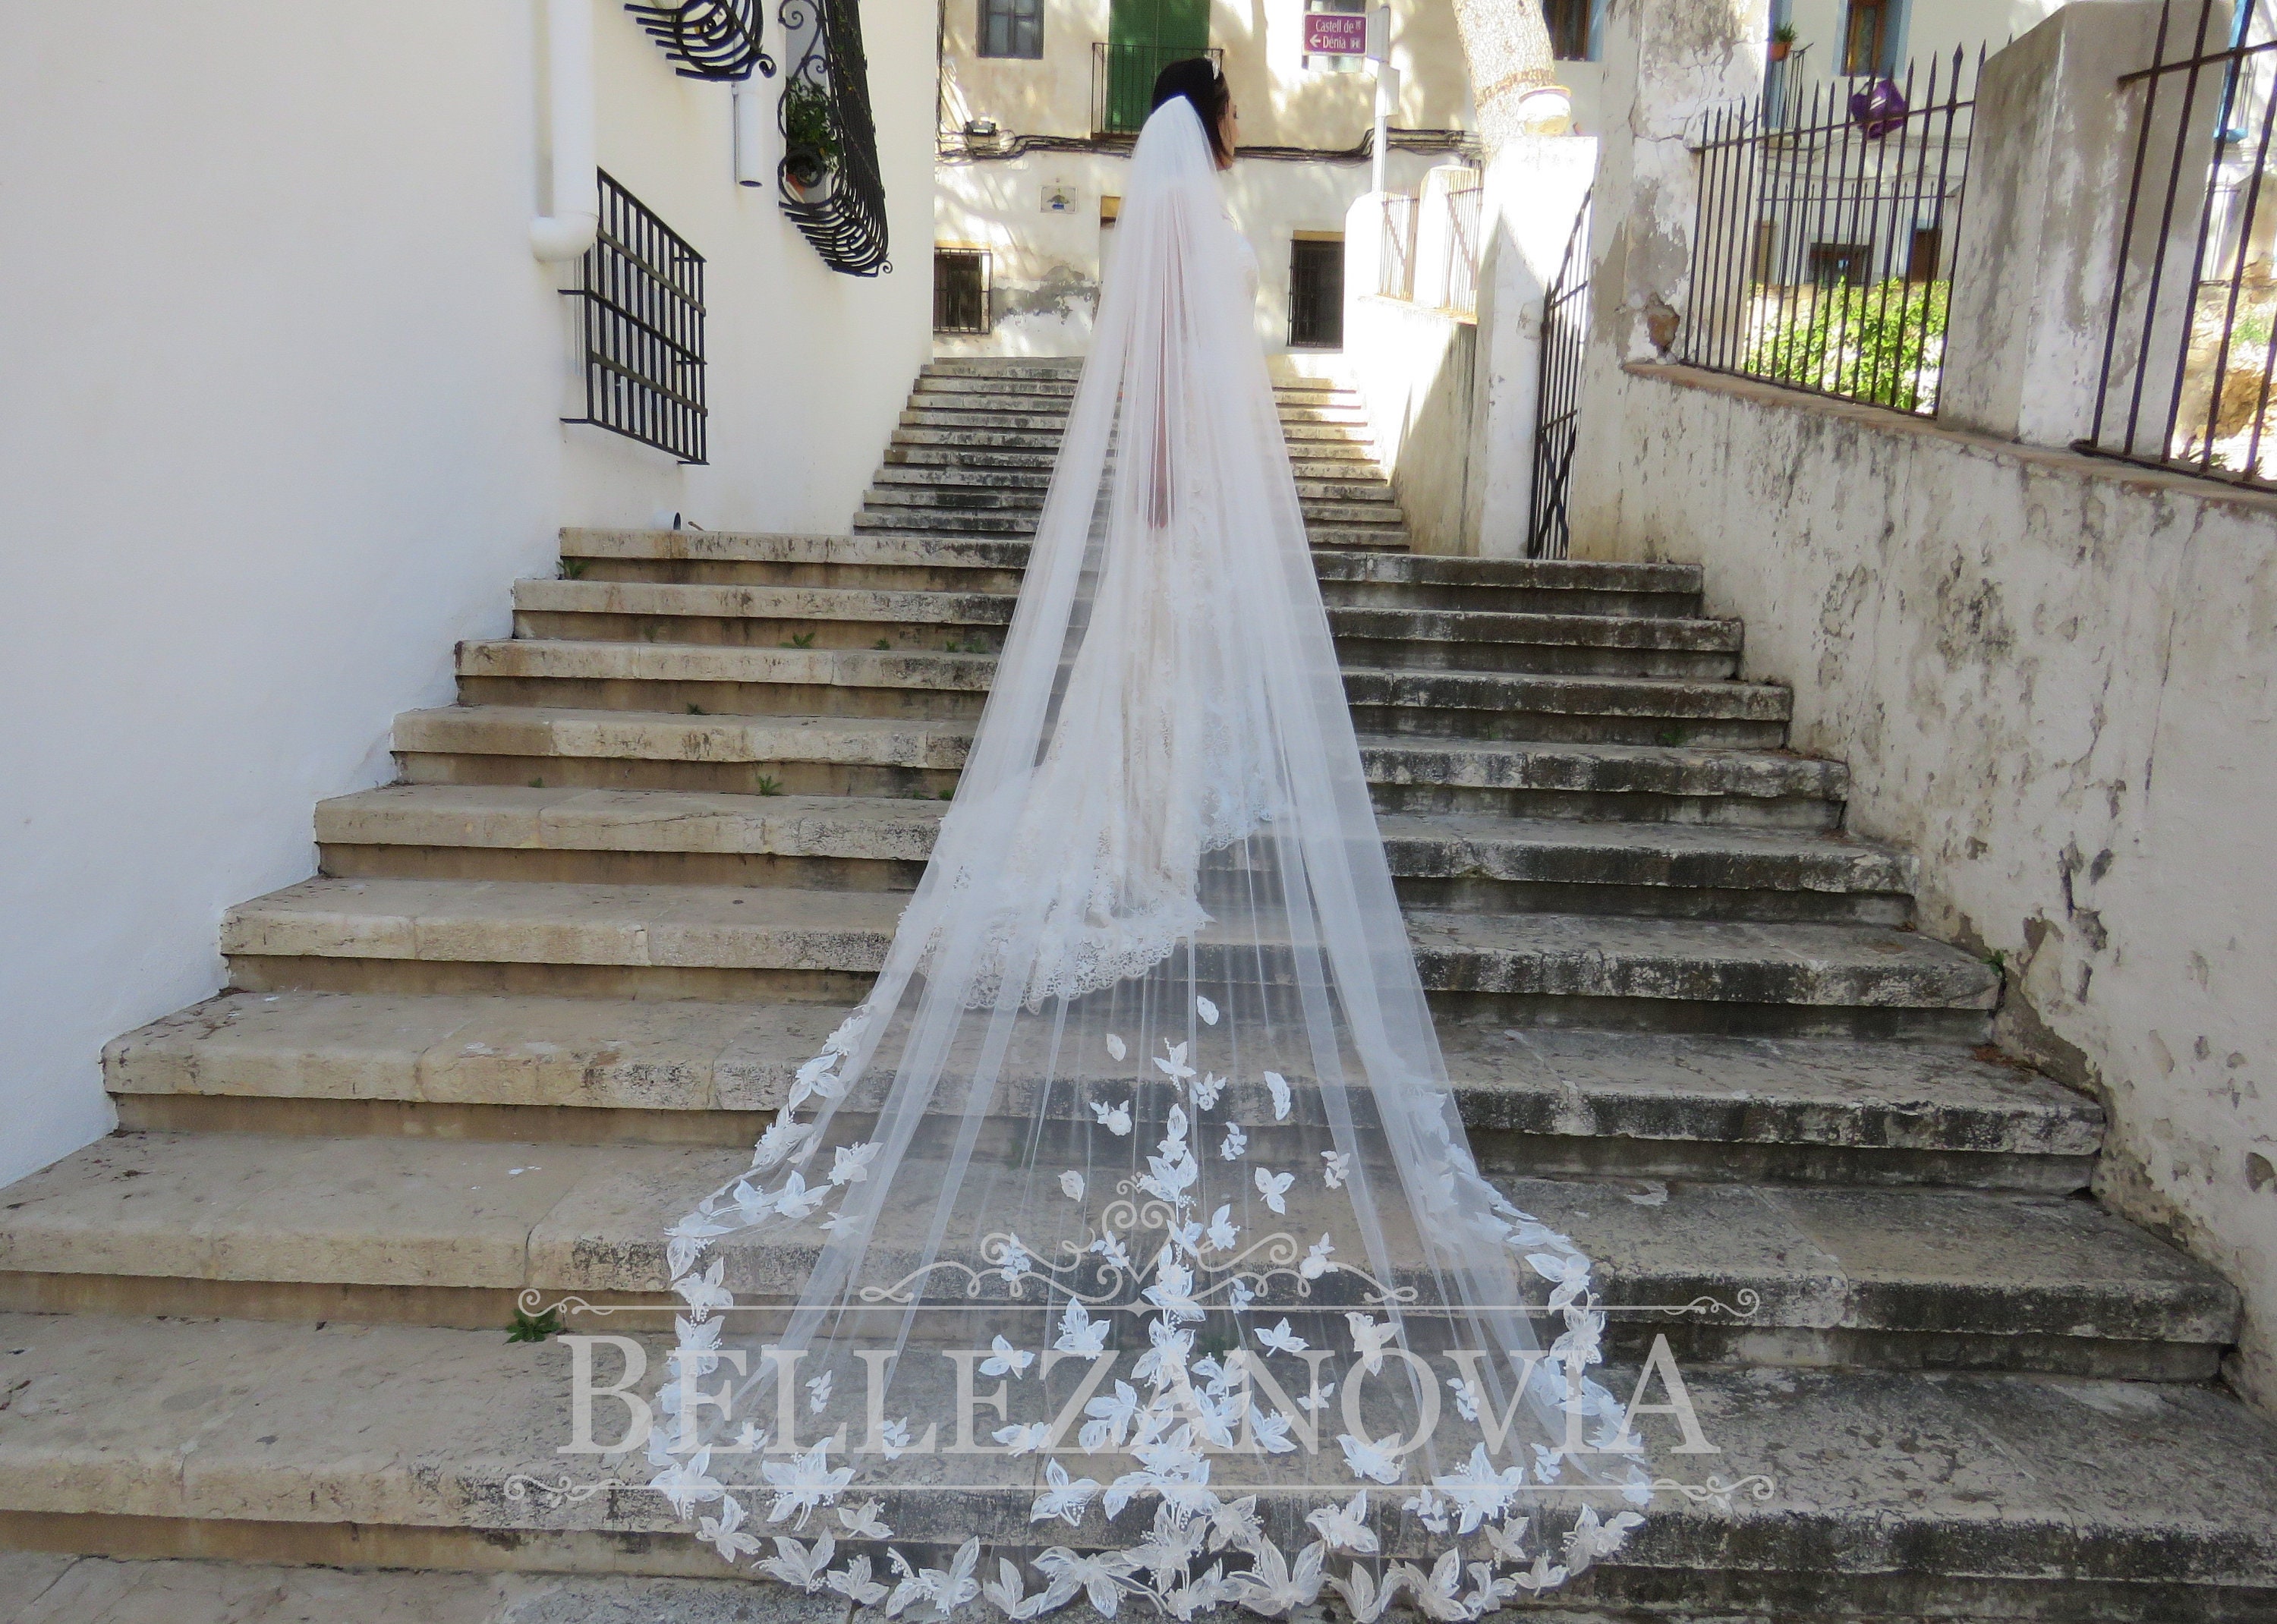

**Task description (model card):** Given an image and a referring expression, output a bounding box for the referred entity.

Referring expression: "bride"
[648,60,1652,1618]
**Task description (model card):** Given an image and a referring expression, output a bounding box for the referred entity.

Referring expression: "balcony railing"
[563,172,707,464]
[778,0,889,276]
[1092,43,1224,137]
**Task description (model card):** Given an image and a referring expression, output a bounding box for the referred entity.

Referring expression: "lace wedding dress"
[647,97,1652,1619]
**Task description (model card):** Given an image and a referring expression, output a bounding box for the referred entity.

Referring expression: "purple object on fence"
[1849,77,1909,139]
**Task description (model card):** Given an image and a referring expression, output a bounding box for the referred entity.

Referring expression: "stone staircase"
[3,356,2275,1621]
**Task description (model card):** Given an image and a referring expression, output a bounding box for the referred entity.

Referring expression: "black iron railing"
[624,0,773,79]
[778,0,889,275]
[1528,194,1591,560]
[1681,48,1980,416]
[1092,43,1224,137]
[563,172,707,464]
[2083,0,2277,486]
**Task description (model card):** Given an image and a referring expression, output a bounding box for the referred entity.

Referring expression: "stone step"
[869,463,1399,505]
[555,531,1709,618]
[313,785,1913,923]
[901,393,1374,430]
[0,1554,811,1624]
[859,483,1402,525]
[0,1131,2226,1375]
[216,877,1997,1037]
[850,508,1410,550]
[497,604,1745,684]
[2,1311,2272,1618]
[393,707,1848,824]
[107,990,2101,1189]
[462,650,1783,747]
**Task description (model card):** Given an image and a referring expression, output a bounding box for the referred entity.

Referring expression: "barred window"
[980,0,1042,58]
[934,250,990,334]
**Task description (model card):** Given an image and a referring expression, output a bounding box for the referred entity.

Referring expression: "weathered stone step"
[0,1133,2226,1374]
[556,531,1709,618]
[217,877,1997,1035]
[849,507,1409,549]
[458,649,1784,748]
[870,462,1399,505]
[393,707,1848,824]
[106,991,2099,1189]
[313,785,1912,922]
[490,600,1740,683]
[860,487,1403,530]
[0,1554,797,1623]
[1343,669,1791,748]
[901,394,1374,430]
[2,1311,2273,1619]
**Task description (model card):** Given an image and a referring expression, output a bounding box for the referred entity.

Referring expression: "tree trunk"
[1452,0,1557,153]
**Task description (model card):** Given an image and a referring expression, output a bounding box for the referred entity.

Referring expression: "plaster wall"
[1576,364,2277,1408]
[936,0,1475,354]
[0,0,932,1188]
[939,0,1475,152]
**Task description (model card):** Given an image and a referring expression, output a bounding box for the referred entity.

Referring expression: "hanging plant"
[1771,23,1799,62]
[783,74,839,191]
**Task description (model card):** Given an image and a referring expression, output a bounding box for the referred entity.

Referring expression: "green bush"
[1746,279,1949,414]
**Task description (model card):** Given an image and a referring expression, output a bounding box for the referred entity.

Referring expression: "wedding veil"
[646,95,1653,1618]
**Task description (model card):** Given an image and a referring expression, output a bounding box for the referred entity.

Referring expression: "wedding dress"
[646,96,1652,1618]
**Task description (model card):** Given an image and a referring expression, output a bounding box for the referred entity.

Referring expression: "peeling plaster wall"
[1579,364,2277,1408]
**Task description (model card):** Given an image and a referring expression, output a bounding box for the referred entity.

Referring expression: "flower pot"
[1769,40,1793,62]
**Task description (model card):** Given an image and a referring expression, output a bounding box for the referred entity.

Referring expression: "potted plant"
[782,75,839,194]
[1770,23,1799,62]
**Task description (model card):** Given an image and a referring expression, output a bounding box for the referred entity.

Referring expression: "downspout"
[531,0,599,260]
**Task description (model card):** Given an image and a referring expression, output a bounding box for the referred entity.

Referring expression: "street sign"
[1303,11,1368,55]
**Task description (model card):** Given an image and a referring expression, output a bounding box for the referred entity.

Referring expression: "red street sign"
[1304,12,1368,54]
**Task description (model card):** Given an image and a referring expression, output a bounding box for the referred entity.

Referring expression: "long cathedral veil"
[648,96,1652,1617]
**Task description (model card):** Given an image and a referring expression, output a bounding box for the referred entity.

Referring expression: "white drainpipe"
[531,0,599,261]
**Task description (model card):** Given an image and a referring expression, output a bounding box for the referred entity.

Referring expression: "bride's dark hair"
[1150,57,1233,165]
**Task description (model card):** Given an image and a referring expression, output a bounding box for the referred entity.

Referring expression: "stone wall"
[1574,362,2277,1408]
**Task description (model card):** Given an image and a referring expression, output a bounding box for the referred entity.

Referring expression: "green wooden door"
[1104,0,1209,133]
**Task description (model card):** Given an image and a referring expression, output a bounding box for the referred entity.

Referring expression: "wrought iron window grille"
[935,249,991,334]
[562,171,708,464]
[2080,0,2277,489]
[625,0,774,80]
[1528,194,1591,561]
[1680,46,1979,418]
[1289,238,1346,348]
[778,0,890,276]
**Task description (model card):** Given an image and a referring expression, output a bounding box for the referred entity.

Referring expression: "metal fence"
[1378,192,1418,299]
[1441,179,1483,316]
[563,171,707,464]
[1528,194,1592,560]
[2084,0,2277,486]
[1680,48,1980,416]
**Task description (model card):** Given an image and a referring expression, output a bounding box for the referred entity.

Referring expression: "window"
[1807,241,1871,286]
[1289,237,1345,348]
[1841,0,1901,76]
[1543,0,1603,62]
[934,249,990,333]
[979,0,1041,58]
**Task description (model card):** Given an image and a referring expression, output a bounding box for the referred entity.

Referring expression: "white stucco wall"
[1574,364,2277,1408]
[0,0,931,1188]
